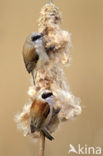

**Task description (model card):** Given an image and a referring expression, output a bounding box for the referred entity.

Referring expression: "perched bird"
[22,32,49,84]
[30,91,54,140]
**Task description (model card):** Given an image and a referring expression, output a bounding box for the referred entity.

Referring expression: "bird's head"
[25,32,43,45]
[40,90,54,104]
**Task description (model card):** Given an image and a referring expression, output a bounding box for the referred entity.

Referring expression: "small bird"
[22,32,49,84]
[30,91,54,140]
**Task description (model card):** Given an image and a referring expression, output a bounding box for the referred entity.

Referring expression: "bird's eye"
[42,92,53,99]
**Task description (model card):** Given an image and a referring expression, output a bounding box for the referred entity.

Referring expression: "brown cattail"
[15,2,81,142]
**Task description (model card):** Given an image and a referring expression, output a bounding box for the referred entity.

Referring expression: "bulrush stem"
[50,0,53,3]
[39,132,45,156]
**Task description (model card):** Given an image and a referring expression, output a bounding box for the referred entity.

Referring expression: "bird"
[30,90,54,140]
[22,32,49,84]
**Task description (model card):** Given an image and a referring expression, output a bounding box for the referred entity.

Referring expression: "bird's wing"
[30,100,50,131]
[37,102,50,129]
[23,46,39,73]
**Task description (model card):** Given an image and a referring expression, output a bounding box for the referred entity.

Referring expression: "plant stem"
[39,132,45,156]
[50,0,53,3]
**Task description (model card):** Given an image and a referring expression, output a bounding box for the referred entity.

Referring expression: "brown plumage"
[23,44,39,74]
[30,92,54,140]
[22,33,41,73]
[22,32,44,84]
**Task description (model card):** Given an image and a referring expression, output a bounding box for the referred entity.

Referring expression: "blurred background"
[0,0,103,155]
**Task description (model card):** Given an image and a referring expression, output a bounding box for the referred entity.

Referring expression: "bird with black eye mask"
[22,32,49,84]
[30,90,61,140]
[30,91,54,140]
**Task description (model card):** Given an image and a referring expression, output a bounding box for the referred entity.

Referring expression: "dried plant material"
[39,132,45,156]
[15,2,81,143]
[38,3,71,65]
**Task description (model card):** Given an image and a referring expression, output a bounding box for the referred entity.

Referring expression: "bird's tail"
[41,128,54,141]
